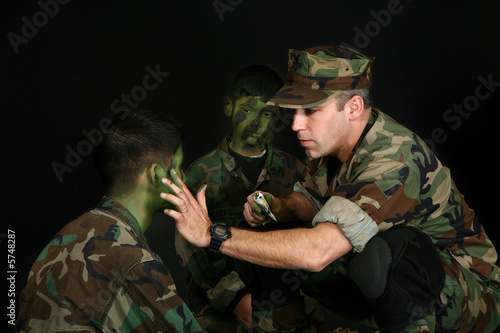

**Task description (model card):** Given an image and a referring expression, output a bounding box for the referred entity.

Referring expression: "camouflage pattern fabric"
[176,135,325,332]
[251,293,326,333]
[16,197,203,333]
[268,45,374,109]
[298,109,500,332]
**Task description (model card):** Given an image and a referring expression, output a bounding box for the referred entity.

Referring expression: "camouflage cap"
[268,45,374,108]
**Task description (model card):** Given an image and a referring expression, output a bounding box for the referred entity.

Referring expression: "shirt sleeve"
[186,163,207,193]
[313,157,421,252]
[312,196,379,253]
[104,260,204,332]
[293,181,323,212]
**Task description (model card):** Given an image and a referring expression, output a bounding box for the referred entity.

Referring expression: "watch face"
[214,225,227,236]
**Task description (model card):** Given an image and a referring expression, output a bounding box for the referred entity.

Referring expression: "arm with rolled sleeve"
[312,156,421,252]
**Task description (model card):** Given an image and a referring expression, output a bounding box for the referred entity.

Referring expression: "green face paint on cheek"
[233,109,248,137]
[169,147,184,177]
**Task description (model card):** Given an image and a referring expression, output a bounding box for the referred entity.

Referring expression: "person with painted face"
[163,46,500,332]
[175,66,325,332]
[16,110,203,333]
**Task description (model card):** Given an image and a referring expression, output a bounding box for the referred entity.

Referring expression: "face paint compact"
[253,192,278,224]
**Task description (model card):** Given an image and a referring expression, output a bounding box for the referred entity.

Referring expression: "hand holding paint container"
[253,192,278,224]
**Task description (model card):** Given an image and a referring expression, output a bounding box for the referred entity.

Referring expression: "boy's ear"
[147,162,164,188]
[223,96,233,117]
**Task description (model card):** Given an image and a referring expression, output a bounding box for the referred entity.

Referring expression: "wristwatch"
[208,223,231,253]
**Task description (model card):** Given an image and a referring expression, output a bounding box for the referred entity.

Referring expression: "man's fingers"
[162,177,181,196]
[169,169,185,190]
[163,169,191,198]
[160,192,184,213]
[247,220,261,228]
[243,202,265,227]
[163,207,182,220]
[162,171,193,203]
[161,173,212,248]
[244,202,260,219]
[162,193,184,219]
[196,184,208,213]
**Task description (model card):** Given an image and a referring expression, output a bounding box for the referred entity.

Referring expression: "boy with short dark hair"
[16,110,203,332]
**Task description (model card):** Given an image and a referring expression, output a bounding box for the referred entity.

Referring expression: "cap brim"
[267,85,342,109]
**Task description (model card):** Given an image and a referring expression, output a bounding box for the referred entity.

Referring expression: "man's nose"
[291,109,306,132]
[250,113,262,127]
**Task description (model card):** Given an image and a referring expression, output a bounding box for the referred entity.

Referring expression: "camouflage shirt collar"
[354,109,377,151]
[218,134,285,176]
[95,196,147,244]
[333,108,382,189]
[358,108,391,152]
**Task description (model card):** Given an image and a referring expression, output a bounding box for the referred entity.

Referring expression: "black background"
[2,0,499,331]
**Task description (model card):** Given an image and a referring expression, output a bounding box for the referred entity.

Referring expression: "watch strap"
[208,237,224,253]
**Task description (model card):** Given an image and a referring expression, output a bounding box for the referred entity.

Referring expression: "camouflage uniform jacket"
[176,135,306,315]
[297,109,500,284]
[16,197,203,333]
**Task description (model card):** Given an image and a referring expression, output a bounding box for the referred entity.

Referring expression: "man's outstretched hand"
[161,169,211,248]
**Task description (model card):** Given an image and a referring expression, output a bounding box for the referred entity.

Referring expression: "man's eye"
[240,108,251,113]
[263,112,273,118]
[305,108,317,114]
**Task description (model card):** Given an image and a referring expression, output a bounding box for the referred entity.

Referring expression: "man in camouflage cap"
[162,46,500,332]
[269,45,373,109]
[16,110,203,332]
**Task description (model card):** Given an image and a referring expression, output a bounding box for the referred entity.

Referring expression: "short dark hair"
[335,89,373,110]
[94,110,184,194]
[227,65,283,103]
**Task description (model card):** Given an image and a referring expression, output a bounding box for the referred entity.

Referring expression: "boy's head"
[227,65,283,104]
[224,66,283,154]
[94,110,184,197]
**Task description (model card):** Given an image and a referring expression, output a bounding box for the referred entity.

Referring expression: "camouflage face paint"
[229,95,280,156]
[167,145,185,183]
[160,145,185,211]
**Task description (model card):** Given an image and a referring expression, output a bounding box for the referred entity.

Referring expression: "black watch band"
[209,237,224,253]
[208,223,231,253]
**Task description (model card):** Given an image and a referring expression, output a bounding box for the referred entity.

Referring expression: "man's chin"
[305,148,319,159]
